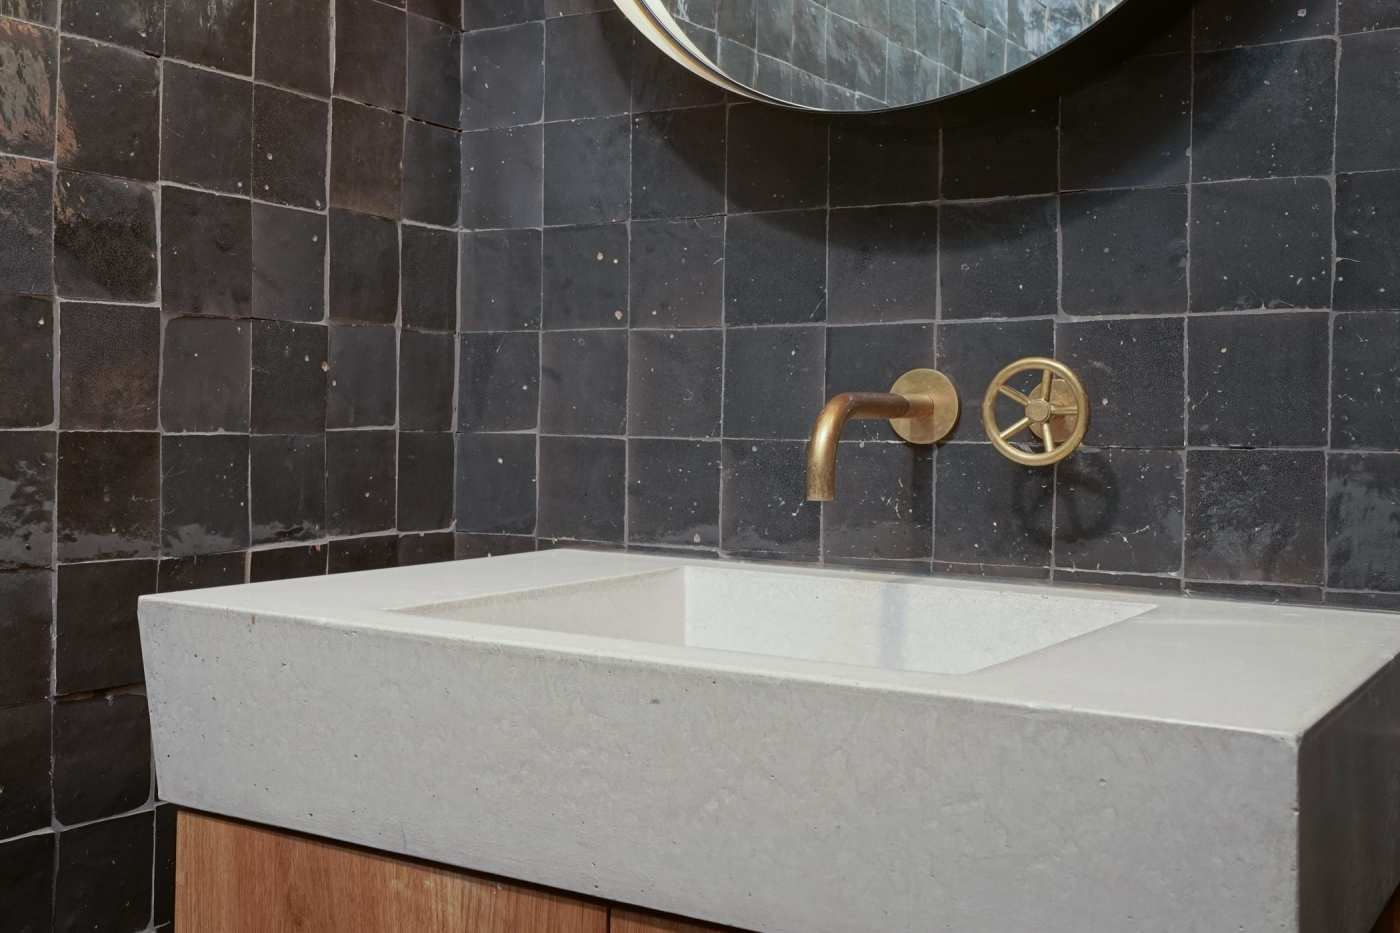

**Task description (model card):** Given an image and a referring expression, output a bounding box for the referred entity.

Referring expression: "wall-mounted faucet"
[981,357,1090,467]
[805,369,958,501]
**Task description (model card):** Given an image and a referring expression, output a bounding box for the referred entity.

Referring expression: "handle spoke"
[1042,420,1056,452]
[1040,369,1055,397]
[1050,404,1078,417]
[998,385,1031,406]
[999,417,1031,441]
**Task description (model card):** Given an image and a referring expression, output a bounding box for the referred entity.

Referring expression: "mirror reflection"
[643,0,1127,110]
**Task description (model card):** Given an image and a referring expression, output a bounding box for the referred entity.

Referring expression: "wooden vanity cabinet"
[177,809,1400,933]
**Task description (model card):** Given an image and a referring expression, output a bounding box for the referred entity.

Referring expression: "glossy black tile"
[52,692,151,825]
[1190,177,1331,312]
[330,99,403,220]
[249,543,327,581]
[0,18,55,159]
[1055,448,1184,574]
[0,431,55,569]
[329,534,398,573]
[628,329,722,438]
[160,63,252,194]
[543,11,632,121]
[461,22,543,131]
[1060,53,1190,191]
[253,86,328,210]
[161,185,252,318]
[457,331,538,431]
[407,14,460,128]
[723,325,824,439]
[398,530,454,565]
[828,205,937,324]
[1333,313,1400,450]
[460,125,542,228]
[934,443,1053,568]
[1055,317,1183,448]
[329,209,398,325]
[1061,186,1187,316]
[325,430,396,535]
[161,434,250,556]
[1193,39,1335,182]
[252,203,325,323]
[409,0,461,27]
[544,116,631,227]
[943,102,1057,199]
[1335,170,1400,311]
[0,0,55,22]
[403,120,461,227]
[154,805,176,925]
[250,434,326,544]
[939,196,1056,320]
[255,0,331,96]
[537,435,625,541]
[398,431,453,530]
[328,324,397,428]
[631,106,726,221]
[161,317,250,432]
[1340,0,1400,33]
[0,570,50,705]
[401,225,457,332]
[724,209,826,325]
[825,323,934,441]
[454,533,535,559]
[542,223,628,328]
[720,440,819,559]
[1186,449,1325,584]
[250,320,328,433]
[53,810,153,933]
[1194,0,1334,51]
[56,431,158,561]
[53,171,156,302]
[725,105,827,213]
[335,0,405,111]
[58,302,158,430]
[829,108,938,207]
[823,442,933,560]
[0,155,52,295]
[157,552,245,592]
[630,38,724,113]
[629,218,722,329]
[459,228,541,331]
[1328,452,1400,592]
[0,294,53,428]
[59,0,160,52]
[0,701,49,838]
[455,432,536,534]
[165,0,252,71]
[55,558,155,692]
[463,0,541,31]
[56,36,159,180]
[399,330,454,431]
[628,439,720,547]
[1187,312,1328,448]
[540,331,628,438]
[1337,31,1400,174]
[0,834,54,933]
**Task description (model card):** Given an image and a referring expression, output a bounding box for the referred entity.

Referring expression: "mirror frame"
[612,0,1189,118]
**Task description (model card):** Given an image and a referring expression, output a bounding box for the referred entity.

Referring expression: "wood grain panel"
[176,810,608,933]
[609,908,737,933]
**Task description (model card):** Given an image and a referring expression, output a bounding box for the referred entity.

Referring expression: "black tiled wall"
[0,0,461,928]
[452,0,1400,614]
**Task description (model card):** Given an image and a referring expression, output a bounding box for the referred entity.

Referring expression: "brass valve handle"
[981,357,1089,467]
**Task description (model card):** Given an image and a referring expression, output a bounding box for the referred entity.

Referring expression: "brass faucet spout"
[805,392,933,501]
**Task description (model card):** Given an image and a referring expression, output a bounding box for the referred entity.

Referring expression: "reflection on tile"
[251,434,326,544]
[1328,452,1400,592]
[57,432,158,562]
[0,155,53,295]
[161,434,250,556]
[0,18,56,159]
[0,432,54,570]
[165,0,253,72]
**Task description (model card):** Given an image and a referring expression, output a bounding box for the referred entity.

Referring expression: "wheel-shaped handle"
[981,357,1089,467]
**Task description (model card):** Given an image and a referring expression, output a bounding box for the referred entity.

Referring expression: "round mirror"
[613,0,1144,112]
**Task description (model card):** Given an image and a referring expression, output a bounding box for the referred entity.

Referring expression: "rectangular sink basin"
[403,565,1153,675]
[140,549,1400,933]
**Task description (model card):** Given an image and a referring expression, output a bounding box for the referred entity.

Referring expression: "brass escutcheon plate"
[889,369,959,445]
